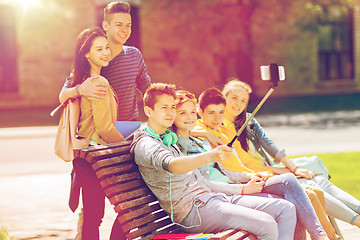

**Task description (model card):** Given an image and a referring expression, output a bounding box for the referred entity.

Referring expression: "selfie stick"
[227,63,283,147]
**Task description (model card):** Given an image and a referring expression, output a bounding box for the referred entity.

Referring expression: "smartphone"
[260,65,285,81]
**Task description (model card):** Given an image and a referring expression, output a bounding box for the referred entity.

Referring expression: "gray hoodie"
[130,129,248,223]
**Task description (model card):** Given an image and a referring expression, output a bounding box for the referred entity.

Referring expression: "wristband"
[75,84,81,97]
[241,186,245,195]
[292,166,299,174]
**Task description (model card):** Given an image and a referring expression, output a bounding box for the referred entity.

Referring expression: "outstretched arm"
[168,145,232,174]
[278,155,315,179]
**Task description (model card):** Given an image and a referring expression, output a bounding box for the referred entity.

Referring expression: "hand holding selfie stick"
[227,63,285,147]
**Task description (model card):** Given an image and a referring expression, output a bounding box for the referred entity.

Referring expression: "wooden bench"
[74,141,256,240]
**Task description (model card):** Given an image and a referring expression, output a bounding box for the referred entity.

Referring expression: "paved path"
[1,111,360,239]
[0,129,116,240]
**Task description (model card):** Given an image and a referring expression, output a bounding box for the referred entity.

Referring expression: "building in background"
[0,0,359,110]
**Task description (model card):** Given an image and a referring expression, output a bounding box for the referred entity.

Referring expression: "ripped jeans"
[262,173,327,239]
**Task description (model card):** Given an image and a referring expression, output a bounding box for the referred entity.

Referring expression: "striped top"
[65,46,151,121]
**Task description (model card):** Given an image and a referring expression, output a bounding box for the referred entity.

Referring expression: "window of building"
[0,4,18,93]
[318,5,354,81]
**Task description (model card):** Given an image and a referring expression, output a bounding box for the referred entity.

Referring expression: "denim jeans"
[301,175,360,224]
[181,192,296,240]
[263,173,326,239]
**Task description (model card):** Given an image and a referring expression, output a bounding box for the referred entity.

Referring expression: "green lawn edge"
[289,152,360,200]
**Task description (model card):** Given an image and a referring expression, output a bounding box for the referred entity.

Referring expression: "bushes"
[0,228,13,240]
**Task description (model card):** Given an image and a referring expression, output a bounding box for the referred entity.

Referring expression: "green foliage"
[291,152,360,200]
[0,228,13,240]
[300,0,355,33]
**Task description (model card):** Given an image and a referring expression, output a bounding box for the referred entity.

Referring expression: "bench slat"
[99,172,142,189]
[121,210,170,232]
[92,154,133,171]
[86,144,132,163]
[225,231,253,240]
[77,142,255,239]
[74,140,132,159]
[114,195,158,212]
[119,202,163,222]
[103,179,144,196]
[209,229,239,240]
[126,220,179,240]
[109,187,153,205]
[95,163,137,179]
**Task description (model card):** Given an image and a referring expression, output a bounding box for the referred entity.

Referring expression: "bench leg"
[328,216,344,240]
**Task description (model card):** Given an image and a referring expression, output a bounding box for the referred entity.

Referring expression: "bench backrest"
[74,141,256,240]
[74,141,181,240]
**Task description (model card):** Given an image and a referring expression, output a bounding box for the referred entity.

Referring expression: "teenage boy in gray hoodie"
[130,82,297,240]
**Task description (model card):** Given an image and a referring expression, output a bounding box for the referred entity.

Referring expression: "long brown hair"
[222,78,252,151]
[71,27,106,87]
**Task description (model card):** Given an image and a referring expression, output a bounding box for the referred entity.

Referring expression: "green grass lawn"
[291,152,360,200]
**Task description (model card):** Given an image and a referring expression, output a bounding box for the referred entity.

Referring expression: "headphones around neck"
[145,124,201,228]
[145,124,178,147]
